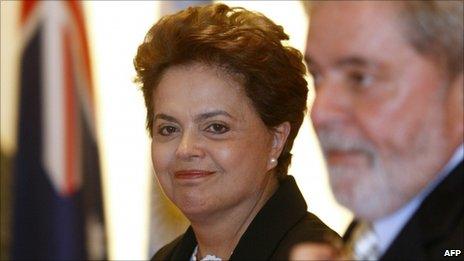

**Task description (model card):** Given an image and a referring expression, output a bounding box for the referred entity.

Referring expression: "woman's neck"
[191,175,279,260]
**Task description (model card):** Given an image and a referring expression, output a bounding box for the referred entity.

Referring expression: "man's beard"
[315,82,453,222]
[318,130,414,220]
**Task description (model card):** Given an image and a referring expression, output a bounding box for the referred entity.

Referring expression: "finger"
[290,243,338,260]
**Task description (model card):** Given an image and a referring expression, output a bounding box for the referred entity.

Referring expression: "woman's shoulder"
[271,212,341,260]
[151,235,184,261]
[291,211,340,242]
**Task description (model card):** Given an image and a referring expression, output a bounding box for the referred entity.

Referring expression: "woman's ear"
[268,121,291,170]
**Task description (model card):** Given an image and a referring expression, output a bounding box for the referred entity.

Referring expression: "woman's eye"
[205,123,229,134]
[158,125,178,136]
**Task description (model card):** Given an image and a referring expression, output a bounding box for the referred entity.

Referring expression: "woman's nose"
[175,131,205,161]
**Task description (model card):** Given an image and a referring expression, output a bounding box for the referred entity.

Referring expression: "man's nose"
[175,131,205,161]
[310,79,352,130]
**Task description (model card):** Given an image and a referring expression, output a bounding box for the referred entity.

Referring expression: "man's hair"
[303,1,464,78]
[399,1,463,78]
[134,3,308,179]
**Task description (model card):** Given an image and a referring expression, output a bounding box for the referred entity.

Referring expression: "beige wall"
[1,1,352,260]
[1,1,20,156]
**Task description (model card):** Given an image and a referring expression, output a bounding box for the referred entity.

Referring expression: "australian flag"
[13,1,106,259]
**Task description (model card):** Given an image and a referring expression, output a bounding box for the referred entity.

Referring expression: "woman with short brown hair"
[134,3,338,260]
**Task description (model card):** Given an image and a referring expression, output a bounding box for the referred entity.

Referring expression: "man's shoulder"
[382,209,463,260]
[151,235,184,261]
[382,160,464,260]
[424,217,464,259]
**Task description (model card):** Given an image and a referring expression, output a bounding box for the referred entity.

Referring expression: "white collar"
[190,245,223,261]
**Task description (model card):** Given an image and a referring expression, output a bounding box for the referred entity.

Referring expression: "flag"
[13,1,106,259]
[1,151,13,260]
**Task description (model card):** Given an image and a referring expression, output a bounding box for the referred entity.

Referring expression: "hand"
[290,243,341,260]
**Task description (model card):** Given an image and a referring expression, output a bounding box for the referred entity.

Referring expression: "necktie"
[344,222,381,260]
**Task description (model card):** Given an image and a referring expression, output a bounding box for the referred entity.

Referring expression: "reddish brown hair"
[134,3,308,179]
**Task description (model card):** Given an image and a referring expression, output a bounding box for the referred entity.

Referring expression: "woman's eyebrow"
[195,110,235,123]
[154,113,178,123]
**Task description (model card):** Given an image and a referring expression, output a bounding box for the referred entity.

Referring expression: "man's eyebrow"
[195,110,235,123]
[305,55,379,70]
[335,56,377,68]
[154,113,178,123]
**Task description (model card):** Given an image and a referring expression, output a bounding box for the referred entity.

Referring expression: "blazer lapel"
[170,227,197,260]
[230,176,308,260]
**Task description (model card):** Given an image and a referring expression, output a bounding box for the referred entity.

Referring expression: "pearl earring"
[270,158,277,166]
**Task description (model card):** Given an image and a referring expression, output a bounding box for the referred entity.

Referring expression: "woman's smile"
[174,170,217,180]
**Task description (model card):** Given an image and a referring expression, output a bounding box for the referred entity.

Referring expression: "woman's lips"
[174,170,216,179]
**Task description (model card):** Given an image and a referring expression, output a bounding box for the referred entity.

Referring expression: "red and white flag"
[13,1,106,259]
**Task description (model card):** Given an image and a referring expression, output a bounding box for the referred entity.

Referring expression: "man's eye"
[205,123,229,134]
[158,125,178,136]
[349,72,373,88]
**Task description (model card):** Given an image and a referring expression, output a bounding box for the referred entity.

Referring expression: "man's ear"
[267,122,291,170]
[446,73,463,145]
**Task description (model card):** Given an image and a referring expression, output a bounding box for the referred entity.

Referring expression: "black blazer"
[152,175,340,260]
[345,161,463,260]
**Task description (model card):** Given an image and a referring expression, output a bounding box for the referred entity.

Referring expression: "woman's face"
[151,63,282,220]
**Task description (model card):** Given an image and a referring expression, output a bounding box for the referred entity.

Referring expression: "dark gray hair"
[400,1,463,78]
[303,1,464,78]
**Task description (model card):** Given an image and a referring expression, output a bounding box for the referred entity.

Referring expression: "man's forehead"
[310,1,400,15]
[306,2,406,67]
[308,1,401,35]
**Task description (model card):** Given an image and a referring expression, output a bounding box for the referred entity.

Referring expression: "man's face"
[306,2,461,220]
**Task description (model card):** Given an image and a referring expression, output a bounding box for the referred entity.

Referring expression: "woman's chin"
[174,197,213,220]
[179,206,214,222]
